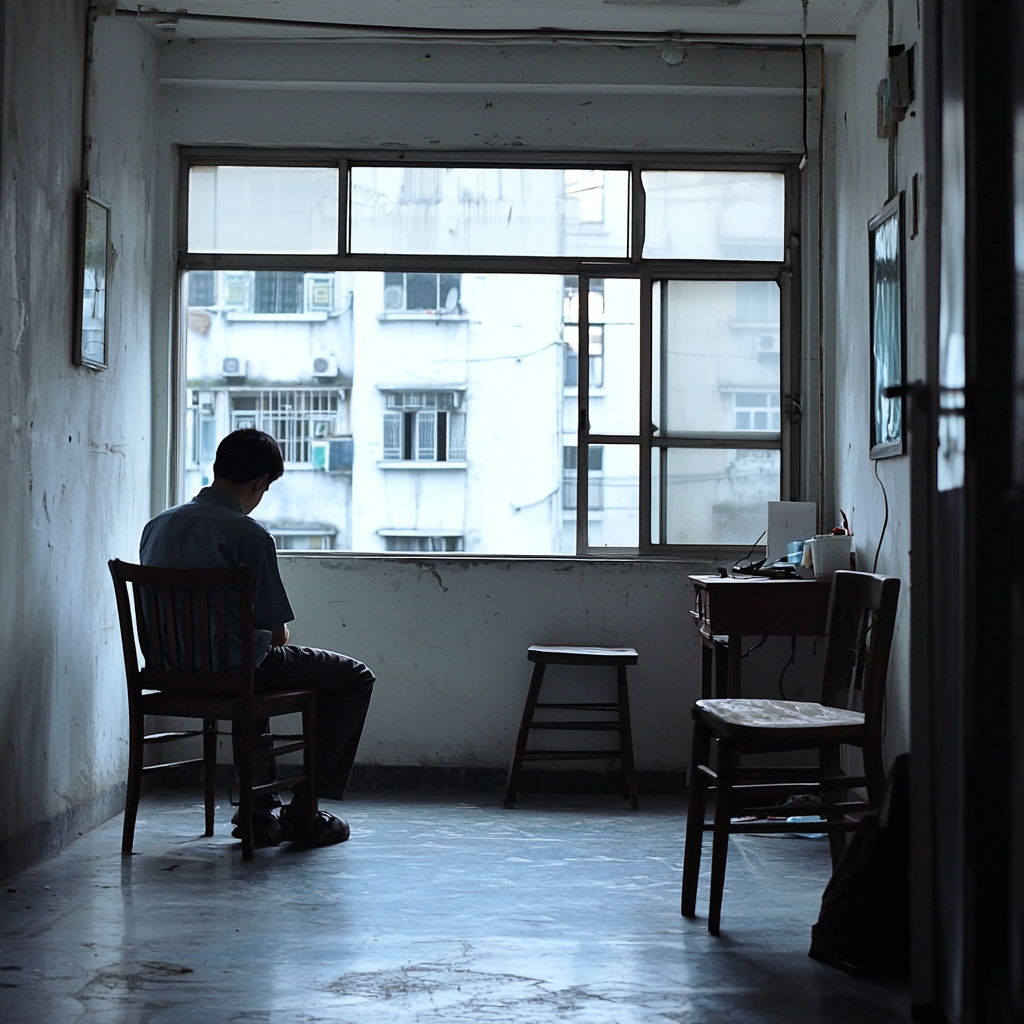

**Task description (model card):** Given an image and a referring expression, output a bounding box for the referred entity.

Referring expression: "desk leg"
[701,640,714,700]
[727,634,742,699]
[713,639,729,699]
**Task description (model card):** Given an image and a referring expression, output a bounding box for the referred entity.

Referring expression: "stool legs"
[617,665,639,810]
[503,662,546,808]
[504,659,639,809]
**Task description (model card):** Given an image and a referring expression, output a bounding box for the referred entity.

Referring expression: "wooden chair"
[680,570,900,934]
[109,559,317,861]
[503,645,639,809]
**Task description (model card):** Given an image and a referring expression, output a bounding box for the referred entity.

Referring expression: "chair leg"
[820,742,848,868]
[303,699,317,847]
[681,721,711,917]
[122,705,145,856]
[237,709,255,861]
[707,739,735,936]
[617,665,639,810]
[503,662,546,809]
[203,718,217,838]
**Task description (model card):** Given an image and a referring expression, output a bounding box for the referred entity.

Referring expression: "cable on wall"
[872,458,890,573]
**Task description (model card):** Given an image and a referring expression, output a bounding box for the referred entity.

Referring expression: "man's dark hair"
[213,429,285,485]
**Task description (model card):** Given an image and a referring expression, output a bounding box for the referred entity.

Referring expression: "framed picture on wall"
[74,193,110,370]
[868,192,906,459]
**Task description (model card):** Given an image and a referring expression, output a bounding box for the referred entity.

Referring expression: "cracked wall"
[0,4,158,869]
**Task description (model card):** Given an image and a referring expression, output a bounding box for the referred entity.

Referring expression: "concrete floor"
[0,791,910,1023]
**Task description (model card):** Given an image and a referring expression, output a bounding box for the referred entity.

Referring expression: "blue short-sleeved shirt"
[140,487,294,667]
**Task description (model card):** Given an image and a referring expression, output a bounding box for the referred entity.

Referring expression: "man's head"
[212,429,284,514]
[213,428,284,485]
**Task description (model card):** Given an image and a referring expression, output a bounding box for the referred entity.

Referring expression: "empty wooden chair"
[109,559,317,860]
[681,570,900,934]
[504,645,639,809]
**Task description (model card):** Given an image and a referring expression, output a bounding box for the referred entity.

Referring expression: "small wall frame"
[74,193,110,370]
[868,192,906,459]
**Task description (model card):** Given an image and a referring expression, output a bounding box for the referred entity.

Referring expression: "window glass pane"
[350,167,629,257]
[662,447,779,544]
[651,448,661,545]
[587,278,639,436]
[642,171,785,261]
[188,166,339,255]
[659,280,780,436]
[588,445,639,548]
[186,270,584,553]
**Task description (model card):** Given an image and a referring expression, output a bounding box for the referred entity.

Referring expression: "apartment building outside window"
[180,156,799,556]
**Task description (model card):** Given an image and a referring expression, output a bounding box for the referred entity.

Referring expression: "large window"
[179,155,798,555]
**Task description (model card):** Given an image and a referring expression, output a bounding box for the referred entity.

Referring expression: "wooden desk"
[689,575,833,699]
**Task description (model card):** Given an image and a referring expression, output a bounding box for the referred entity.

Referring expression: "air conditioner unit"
[756,334,780,354]
[305,274,335,313]
[312,355,338,379]
[222,357,248,380]
[312,438,353,473]
[383,284,404,311]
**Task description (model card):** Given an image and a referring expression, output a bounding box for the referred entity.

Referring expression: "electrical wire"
[742,635,769,658]
[779,635,798,698]
[872,458,890,573]
[732,529,767,572]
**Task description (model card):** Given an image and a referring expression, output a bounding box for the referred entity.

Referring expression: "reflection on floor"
[0,791,910,1023]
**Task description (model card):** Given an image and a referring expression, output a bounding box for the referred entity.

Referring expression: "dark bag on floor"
[808,753,910,976]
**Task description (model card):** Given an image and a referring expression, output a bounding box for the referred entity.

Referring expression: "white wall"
[0,7,158,868]
[830,0,923,765]
[156,41,805,154]
[279,555,826,769]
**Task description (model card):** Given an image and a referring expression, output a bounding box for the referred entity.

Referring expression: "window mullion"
[576,276,590,556]
[338,158,349,258]
[639,273,653,554]
[630,165,645,264]
[781,265,799,501]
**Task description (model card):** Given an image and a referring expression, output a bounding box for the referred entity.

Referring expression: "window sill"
[226,312,329,322]
[378,460,468,470]
[377,312,469,322]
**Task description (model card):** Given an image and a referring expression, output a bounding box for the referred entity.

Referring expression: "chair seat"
[140,689,314,720]
[527,645,639,666]
[694,698,865,739]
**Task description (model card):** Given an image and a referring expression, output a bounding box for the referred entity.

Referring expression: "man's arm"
[270,623,290,648]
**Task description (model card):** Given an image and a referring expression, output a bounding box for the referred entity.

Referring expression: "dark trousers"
[231,645,375,805]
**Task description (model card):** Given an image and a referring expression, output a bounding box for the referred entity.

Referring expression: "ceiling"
[122,0,877,38]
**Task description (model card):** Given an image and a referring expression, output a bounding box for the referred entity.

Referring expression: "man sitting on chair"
[140,428,375,846]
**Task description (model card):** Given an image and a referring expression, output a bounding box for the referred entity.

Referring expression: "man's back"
[141,487,292,667]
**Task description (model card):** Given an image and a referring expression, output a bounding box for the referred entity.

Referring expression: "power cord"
[779,635,798,699]
[732,529,767,573]
[872,458,890,572]
[742,635,769,659]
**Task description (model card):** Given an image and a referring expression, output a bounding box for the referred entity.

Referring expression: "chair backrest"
[820,570,901,792]
[108,559,256,698]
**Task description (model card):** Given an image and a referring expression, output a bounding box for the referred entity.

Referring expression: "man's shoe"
[229,807,291,846]
[283,801,350,846]
[309,810,350,846]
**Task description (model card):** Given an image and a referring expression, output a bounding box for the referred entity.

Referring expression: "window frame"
[175,148,802,558]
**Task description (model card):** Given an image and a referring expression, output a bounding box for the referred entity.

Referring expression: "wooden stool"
[503,645,639,809]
